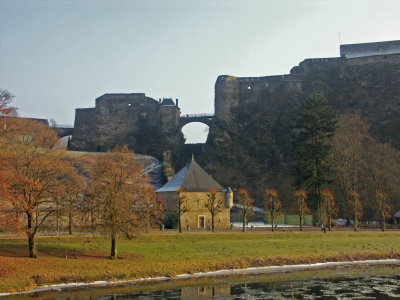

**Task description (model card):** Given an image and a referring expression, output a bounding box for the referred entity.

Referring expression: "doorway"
[198,216,205,229]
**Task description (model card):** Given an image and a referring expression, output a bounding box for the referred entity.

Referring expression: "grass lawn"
[0,230,399,293]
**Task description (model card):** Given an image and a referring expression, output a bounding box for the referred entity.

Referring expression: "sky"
[1,0,400,143]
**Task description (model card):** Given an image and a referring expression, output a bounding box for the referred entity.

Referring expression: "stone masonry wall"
[70,94,182,157]
[158,191,231,230]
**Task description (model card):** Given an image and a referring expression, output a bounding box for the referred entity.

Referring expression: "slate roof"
[160,98,175,106]
[156,158,224,193]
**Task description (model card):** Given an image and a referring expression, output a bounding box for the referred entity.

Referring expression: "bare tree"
[264,189,282,232]
[348,190,363,232]
[374,190,392,232]
[205,189,222,232]
[236,188,254,232]
[293,190,309,231]
[330,113,370,223]
[175,189,189,233]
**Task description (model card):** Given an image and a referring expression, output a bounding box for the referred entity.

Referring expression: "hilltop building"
[70,94,182,158]
[156,157,233,230]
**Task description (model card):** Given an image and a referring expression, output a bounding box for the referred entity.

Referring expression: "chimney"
[159,98,162,104]
[176,99,179,107]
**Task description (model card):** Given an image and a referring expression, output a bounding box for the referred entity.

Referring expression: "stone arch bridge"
[179,113,213,129]
[54,115,214,138]
[54,125,74,138]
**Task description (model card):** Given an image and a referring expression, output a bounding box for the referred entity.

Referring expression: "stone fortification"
[340,40,400,58]
[214,49,400,140]
[69,40,400,177]
[207,41,400,209]
[70,93,182,158]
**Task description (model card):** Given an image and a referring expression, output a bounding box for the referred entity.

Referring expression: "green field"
[0,231,399,293]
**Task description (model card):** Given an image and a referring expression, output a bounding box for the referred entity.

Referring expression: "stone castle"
[69,40,400,158]
[70,94,180,154]
[214,40,400,123]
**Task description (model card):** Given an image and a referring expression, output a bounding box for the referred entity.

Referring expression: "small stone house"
[156,157,233,230]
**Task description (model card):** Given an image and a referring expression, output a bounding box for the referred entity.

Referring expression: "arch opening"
[181,122,209,144]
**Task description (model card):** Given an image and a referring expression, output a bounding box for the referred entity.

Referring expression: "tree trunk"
[68,210,73,235]
[27,212,37,258]
[110,233,117,259]
[382,215,385,232]
[56,205,59,236]
[354,217,358,231]
[211,214,215,232]
[328,215,332,231]
[299,215,303,232]
[178,216,182,233]
[317,186,322,226]
[90,207,95,234]
[271,215,275,232]
[242,215,246,232]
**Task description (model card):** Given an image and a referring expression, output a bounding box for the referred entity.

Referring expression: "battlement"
[340,40,400,58]
[96,93,146,100]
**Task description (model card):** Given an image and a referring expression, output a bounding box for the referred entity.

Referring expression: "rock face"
[202,41,400,206]
[70,94,182,159]
[135,154,165,189]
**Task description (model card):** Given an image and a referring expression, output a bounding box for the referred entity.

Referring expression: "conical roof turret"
[156,157,224,193]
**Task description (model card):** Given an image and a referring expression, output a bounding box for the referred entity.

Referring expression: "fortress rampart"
[70,94,181,157]
[69,40,400,161]
[214,49,400,123]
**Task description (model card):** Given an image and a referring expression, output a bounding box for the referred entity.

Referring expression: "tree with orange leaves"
[293,190,309,231]
[374,190,392,232]
[236,188,254,233]
[0,89,17,117]
[54,159,85,235]
[321,189,337,231]
[92,145,155,258]
[139,185,163,233]
[0,118,63,257]
[264,189,282,232]
[0,91,19,232]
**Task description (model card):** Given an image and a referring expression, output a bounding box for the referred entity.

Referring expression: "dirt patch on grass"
[0,249,144,260]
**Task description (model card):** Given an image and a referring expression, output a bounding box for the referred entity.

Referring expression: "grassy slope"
[0,231,399,293]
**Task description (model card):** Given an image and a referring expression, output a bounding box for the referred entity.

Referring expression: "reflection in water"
[6,266,400,300]
[180,286,230,299]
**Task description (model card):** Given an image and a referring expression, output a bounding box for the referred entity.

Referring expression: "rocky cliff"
[201,52,400,207]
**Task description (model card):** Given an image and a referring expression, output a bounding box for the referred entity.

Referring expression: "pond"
[4,265,400,299]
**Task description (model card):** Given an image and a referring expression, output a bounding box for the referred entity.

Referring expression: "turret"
[159,98,180,134]
[225,187,233,209]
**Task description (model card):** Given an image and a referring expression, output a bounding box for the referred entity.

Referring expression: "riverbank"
[0,231,399,294]
[2,259,399,297]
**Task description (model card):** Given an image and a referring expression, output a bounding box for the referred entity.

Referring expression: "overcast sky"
[1,0,400,143]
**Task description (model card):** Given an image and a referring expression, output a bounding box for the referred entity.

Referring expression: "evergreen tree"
[293,94,337,224]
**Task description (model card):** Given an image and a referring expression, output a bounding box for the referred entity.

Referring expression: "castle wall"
[70,108,98,151]
[340,40,400,58]
[214,74,302,121]
[159,104,180,134]
[94,94,159,151]
[70,93,182,155]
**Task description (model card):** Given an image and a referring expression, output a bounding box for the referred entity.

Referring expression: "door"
[199,216,205,229]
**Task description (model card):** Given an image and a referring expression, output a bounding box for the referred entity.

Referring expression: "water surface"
[5,265,400,299]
